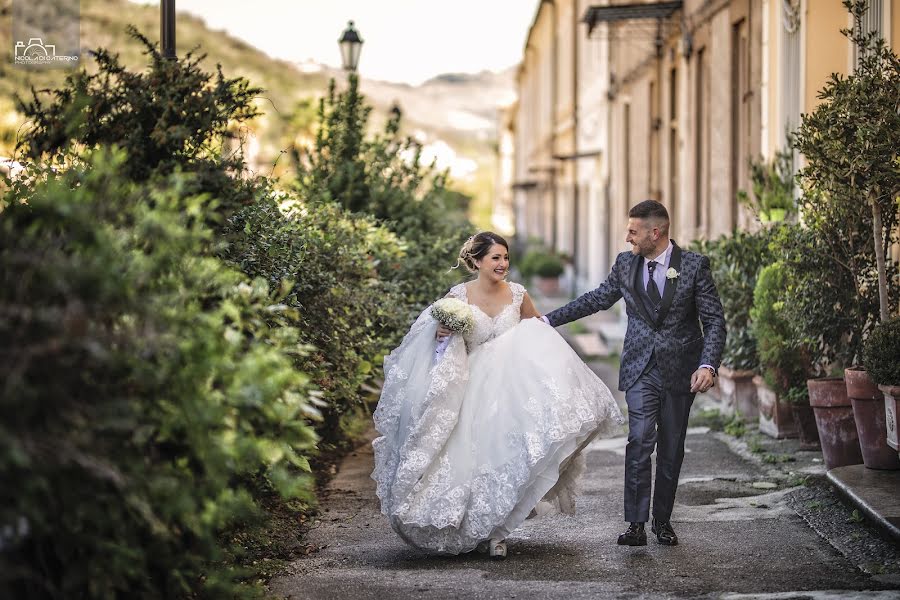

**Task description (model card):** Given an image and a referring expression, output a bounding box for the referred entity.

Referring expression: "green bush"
[223,193,407,443]
[0,151,319,598]
[737,145,796,222]
[776,222,871,375]
[16,27,265,228]
[690,227,779,371]
[520,247,565,279]
[293,76,471,319]
[750,262,811,402]
[863,317,900,386]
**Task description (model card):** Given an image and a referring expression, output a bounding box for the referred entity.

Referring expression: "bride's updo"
[454,232,509,273]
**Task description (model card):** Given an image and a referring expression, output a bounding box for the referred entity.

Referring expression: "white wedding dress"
[371,281,624,554]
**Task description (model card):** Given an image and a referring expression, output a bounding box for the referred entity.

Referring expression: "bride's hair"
[452,232,509,273]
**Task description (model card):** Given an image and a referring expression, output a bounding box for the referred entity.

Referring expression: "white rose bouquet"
[431,298,474,364]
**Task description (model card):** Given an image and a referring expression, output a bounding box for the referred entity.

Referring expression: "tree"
[793,0,900,326]
[293,75,473,318]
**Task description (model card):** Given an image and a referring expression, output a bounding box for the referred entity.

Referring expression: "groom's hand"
[436,325,453,341]
[690,368,715,393]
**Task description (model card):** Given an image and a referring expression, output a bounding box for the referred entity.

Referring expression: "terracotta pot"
[790,402,820,449]
[880,384,900,453]
[535,276,560,296]
[846,369,900,470]
[807,377,863,470]
[719,367,758,420]
[754,375,797,439]
[844,367,881,400]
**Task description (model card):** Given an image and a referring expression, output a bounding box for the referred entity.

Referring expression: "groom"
[541,200,725,546]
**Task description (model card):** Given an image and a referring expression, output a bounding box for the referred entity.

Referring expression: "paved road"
[272,296,900,599]
[271,421,900,599]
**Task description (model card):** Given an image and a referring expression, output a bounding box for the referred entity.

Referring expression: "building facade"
[505,0,899,294]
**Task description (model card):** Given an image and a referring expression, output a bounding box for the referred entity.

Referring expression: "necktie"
[646,260,662,305]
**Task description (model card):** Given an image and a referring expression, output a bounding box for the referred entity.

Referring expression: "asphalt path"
[271,424,900,600]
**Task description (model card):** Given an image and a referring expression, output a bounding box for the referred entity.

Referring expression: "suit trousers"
[623,357,695,523]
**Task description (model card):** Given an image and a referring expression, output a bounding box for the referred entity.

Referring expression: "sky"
[132,0,536,85]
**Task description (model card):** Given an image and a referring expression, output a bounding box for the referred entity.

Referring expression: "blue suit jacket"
[544,242,726,392]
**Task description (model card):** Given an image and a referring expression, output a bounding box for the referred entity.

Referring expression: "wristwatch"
[702,366,717,377]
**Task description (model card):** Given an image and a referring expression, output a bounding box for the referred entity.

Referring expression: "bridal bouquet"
[431,298,474,364]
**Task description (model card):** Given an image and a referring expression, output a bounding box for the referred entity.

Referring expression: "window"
[853,0,884,67]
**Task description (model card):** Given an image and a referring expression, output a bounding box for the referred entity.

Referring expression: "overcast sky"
[131,0,537,85]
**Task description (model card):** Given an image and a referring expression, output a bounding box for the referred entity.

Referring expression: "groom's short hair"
[629,200,669,233]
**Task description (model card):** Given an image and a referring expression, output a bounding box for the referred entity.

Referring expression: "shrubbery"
[223,194,408,442]
[519,246,565,279]
[2,27,474,598]
[294,76,471,320]
[863,317,900,387]
[0,152,319,597]
[750,262,810,401]
[690,227,779,372]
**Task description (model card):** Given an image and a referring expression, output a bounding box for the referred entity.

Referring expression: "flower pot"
[846,369,900,470]
[807,377,863,470]
[790,402,820,449]
[754,375,798,439]
[879,385,900,453]
[719,367,757,420]
[535,275,560,297]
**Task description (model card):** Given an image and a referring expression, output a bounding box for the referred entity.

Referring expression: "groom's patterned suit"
[544,241,726,525]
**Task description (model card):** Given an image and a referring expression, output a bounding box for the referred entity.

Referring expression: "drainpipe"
[547,0,558,251]
[571,0,580,295]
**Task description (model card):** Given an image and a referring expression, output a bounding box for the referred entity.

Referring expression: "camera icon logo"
[15,38,56,61]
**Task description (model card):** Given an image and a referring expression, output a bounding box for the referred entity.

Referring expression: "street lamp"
[338,21,363,72]
[161,0,176,59]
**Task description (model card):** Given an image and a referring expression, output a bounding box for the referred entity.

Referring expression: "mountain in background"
[0,0,515,227]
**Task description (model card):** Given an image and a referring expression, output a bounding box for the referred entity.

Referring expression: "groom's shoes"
[651,519,678,546]
[616,522,647,546]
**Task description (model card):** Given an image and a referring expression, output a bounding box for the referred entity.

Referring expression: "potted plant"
[787,1,899,469]
[534,253,565,296]
[750,262,811,441]
[863,317,900,463]
[737,145,796,224]
[692,228,777,419]
[521,246,565,296]
[778,225,863,469]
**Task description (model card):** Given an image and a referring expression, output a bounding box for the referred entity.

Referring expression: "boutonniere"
[666,267,680,280]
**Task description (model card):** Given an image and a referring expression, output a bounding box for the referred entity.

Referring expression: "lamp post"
[161,0,176,59]
[338,21,363,72]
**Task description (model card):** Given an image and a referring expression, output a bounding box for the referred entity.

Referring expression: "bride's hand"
[436,325,453,340]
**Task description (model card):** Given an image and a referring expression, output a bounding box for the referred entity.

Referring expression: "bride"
[371,232,624,558]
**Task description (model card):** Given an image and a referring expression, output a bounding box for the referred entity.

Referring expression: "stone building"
[505,0,899,294]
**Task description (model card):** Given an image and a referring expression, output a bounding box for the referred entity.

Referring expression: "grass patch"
[762,453,796,464]
[724,416,747,438]
[746,435,766,453]
[786,474,811,487]
[689,408,728,430]
[567,321,590,335]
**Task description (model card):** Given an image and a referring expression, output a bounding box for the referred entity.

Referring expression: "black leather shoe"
[651,519,678,546]
[617,522,647,546]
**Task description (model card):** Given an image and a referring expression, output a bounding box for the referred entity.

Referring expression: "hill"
[0,0,515,226]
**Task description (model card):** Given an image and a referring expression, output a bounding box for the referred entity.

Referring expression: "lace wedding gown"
[372,282,624,554]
